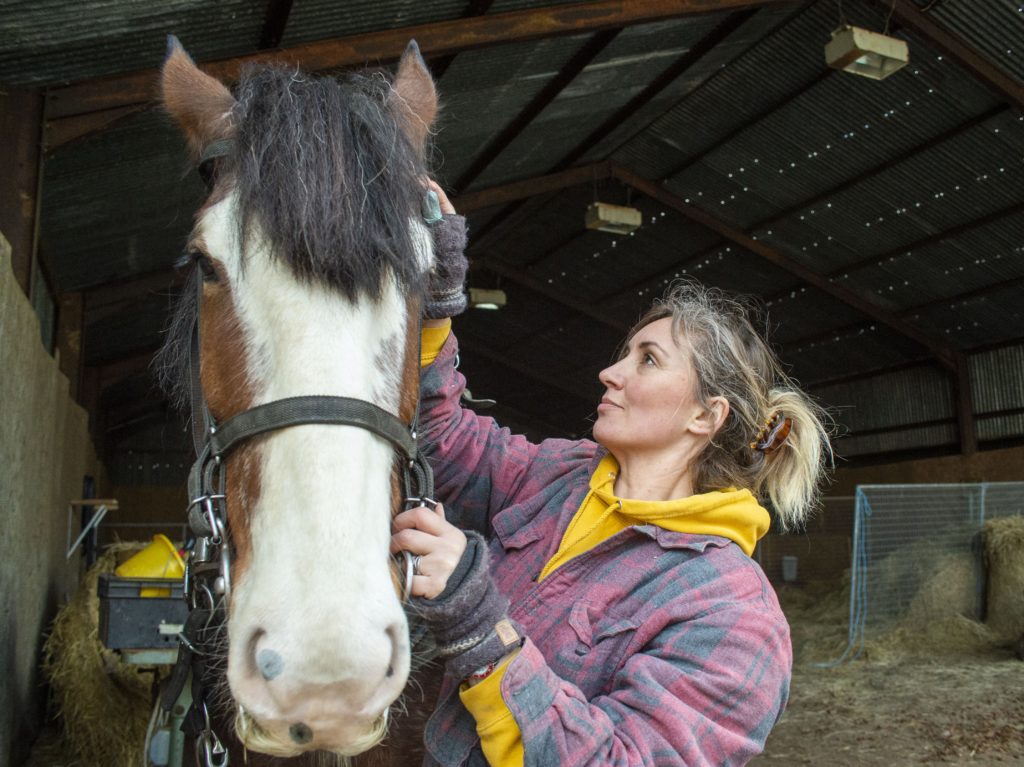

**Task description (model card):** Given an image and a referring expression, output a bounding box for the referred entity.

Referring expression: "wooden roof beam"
[453,161,611,211]
[46,0,788,120]
[467,6,762,247]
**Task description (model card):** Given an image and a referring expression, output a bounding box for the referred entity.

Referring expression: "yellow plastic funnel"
[115,534,185,597]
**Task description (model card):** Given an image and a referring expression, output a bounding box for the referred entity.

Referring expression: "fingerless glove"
[411,531,522,682]
[424,213,469,319]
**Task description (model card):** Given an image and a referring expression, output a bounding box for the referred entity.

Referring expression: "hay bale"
[868,614,999,661]
[984,515,1024,640]
[906,552,978,627]
[42,545,154,767]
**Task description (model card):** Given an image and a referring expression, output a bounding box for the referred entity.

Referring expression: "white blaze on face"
[199,193,420,754]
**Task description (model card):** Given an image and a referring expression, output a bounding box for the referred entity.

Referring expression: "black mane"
[156,64,430,408]
[232,64,428,297]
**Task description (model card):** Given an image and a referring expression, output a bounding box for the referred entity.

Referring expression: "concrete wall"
[0,237,102,765]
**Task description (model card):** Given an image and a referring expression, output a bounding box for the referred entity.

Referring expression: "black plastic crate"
[98,574,188,650]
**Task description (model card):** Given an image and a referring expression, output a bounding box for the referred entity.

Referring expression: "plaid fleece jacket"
[419,333,792,767]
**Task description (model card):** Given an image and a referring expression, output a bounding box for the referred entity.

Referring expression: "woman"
[390,184,831,766]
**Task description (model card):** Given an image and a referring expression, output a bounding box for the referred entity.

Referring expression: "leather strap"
[209,395,416,461]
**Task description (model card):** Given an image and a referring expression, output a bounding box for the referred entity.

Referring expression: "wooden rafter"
[552,7,762,173]
[817,202,1024,284]
[45,0,787,120]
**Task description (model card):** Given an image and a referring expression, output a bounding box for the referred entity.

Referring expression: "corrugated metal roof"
[2,0,1022,458]
[0,0,266,86]
[431,33,597,187]
[925,0,1024,83]
[41,110,201,292]
[281,0,466,47]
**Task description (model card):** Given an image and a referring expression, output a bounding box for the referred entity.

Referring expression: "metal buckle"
[195,701,229,767]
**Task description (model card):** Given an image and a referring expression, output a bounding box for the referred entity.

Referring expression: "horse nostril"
[257,648,285,681]
[385,621,408,682]
[289,722,313,745]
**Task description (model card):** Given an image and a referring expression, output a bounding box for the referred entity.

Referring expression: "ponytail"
[628,280,832,529]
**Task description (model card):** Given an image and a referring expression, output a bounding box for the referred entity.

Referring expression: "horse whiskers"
[235,703,389,758]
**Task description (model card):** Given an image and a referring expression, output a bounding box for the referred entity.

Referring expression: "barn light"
[825,25,908,80]
[469,288,507,310]
[585,202,642,235]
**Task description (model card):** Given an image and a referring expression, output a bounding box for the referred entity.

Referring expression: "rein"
[162,140,435,765]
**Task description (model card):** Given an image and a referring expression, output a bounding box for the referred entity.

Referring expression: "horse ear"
[160,35,236,158]
[391,40,438,154]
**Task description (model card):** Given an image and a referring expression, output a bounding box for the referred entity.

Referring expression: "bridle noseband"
[163,139,435,765]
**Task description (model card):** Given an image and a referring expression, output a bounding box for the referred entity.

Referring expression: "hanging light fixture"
[825,24,908,80]
[469,288,507,310]
[585,202,642,235]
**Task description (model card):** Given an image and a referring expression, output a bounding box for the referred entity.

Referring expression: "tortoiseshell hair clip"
[751,412,793,454]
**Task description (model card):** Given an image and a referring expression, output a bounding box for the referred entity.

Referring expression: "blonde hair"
[624,280,832,530]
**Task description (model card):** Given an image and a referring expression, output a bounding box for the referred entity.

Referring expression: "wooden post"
[954,353,978,456]
[57,291,85,400]
[0,87,45,296]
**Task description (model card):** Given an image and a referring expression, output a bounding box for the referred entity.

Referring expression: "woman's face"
[593,317,712,458]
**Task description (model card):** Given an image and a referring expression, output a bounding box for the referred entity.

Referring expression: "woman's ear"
[689,396,730,437]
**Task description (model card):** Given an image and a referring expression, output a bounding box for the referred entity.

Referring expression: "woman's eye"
[642,353,656,366]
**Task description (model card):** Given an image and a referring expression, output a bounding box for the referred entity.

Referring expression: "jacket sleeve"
[500,592,791,765]
[418,331,591,534]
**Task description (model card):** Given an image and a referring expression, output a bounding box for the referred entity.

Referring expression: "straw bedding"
[42,545,156,767]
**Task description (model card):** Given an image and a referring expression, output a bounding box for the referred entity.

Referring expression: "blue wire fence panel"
[827,482,1024,665]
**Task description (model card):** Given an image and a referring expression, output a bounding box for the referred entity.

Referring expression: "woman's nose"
[599,361,623,388]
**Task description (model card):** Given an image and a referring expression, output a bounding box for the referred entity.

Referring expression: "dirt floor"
[752,581,1024,766]
[752,651,1024,765]
[26,578,1024,766]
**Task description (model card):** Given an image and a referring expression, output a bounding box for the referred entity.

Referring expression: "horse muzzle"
[226,605,411,755]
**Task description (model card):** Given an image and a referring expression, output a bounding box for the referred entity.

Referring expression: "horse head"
[159,38,437,757]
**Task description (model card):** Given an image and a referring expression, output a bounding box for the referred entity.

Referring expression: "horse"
[156,36,443,766]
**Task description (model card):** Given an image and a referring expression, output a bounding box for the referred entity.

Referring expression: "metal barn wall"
[830,443,1024,496]
[0,240,103,765]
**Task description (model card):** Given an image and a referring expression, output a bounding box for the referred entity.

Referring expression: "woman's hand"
[426,178,457,215]
[391,502,467,599]
[420,178,467,320]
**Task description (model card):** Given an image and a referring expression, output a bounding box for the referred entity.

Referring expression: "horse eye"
[192,251,220,283]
